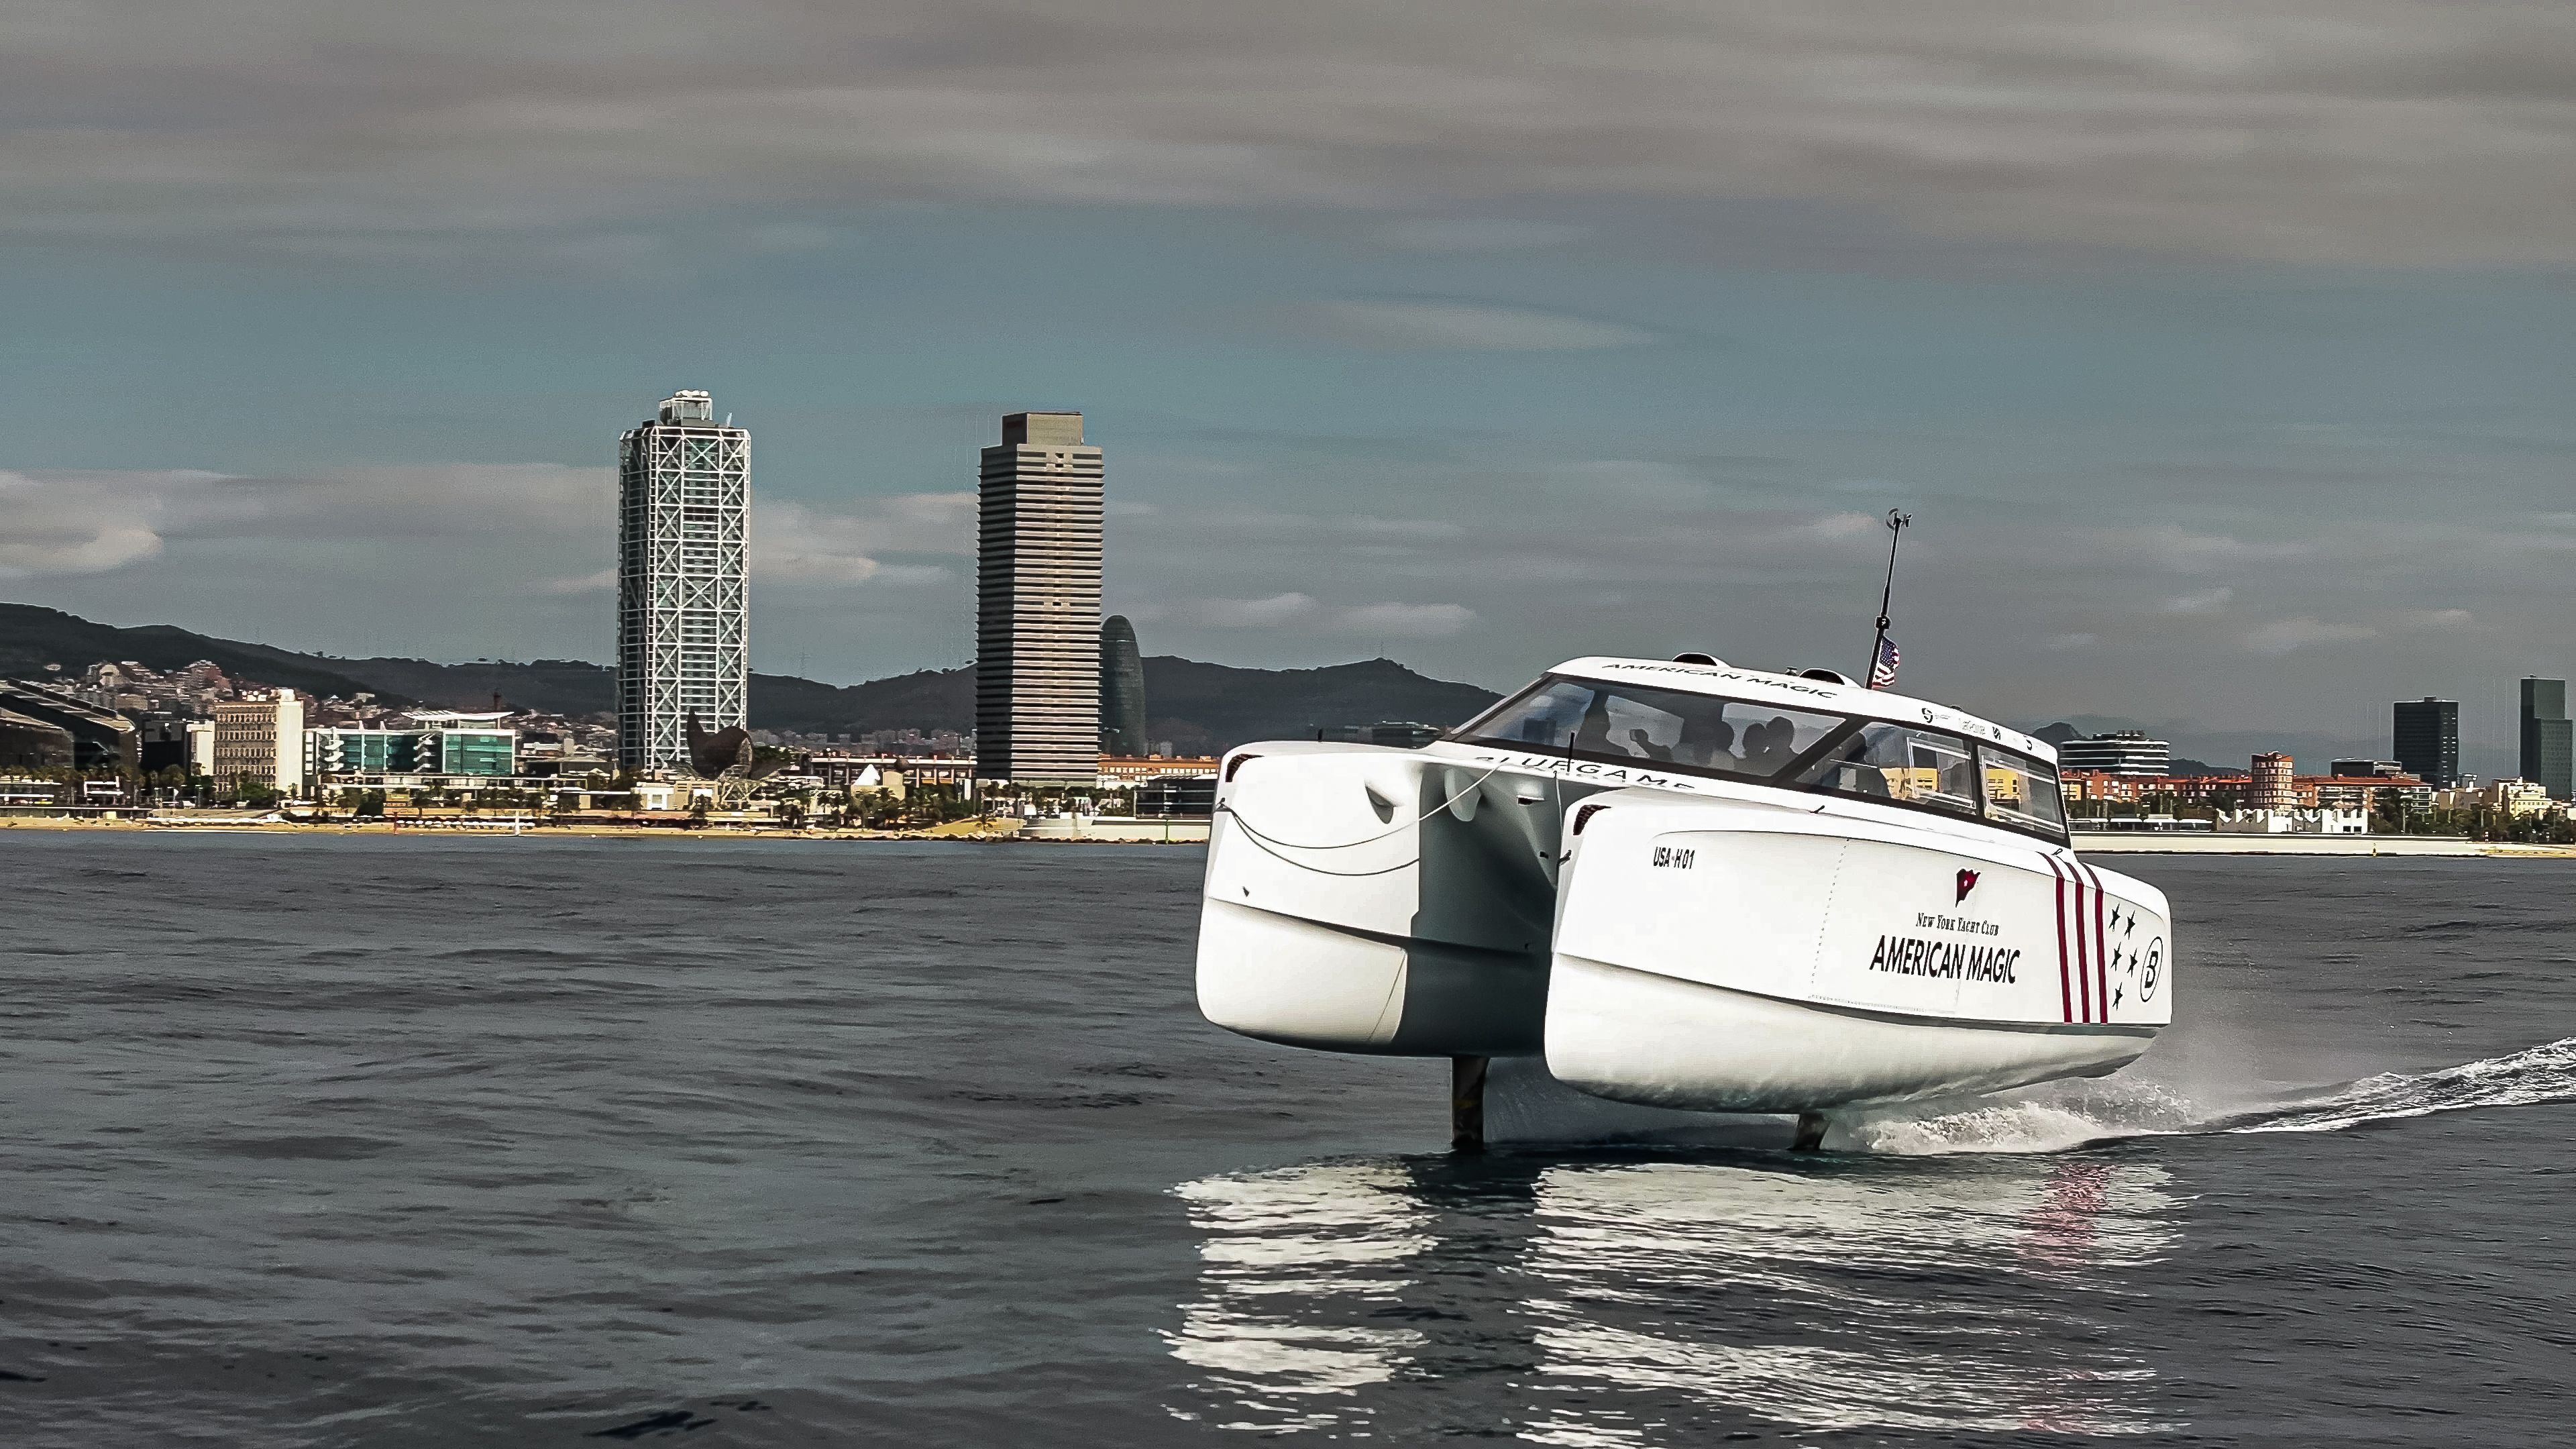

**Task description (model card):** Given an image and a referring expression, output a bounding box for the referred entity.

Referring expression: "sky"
[2,0,2572,771]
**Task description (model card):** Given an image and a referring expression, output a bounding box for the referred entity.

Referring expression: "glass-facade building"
[306,721,519,780]
[1099,614,1147,756]
[2521,678,2572,802]
[619,390,749,771]
[2392,698,2459,788]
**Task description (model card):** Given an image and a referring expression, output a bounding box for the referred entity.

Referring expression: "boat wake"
[1835,1034,2576,1155]
[1491,1036,2576,1157]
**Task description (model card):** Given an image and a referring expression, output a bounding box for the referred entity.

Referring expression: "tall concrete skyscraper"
[976,411,1102,784]
[2520,677,2571,800]
[1099,614,1147,755]
[617,389,749,771]
[2392,697,2459,788]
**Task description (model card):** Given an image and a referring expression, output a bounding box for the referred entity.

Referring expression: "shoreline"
[2,816,2563,855]
[0,816,1196,843]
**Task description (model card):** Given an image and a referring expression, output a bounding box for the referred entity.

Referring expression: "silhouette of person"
[1749,716,1811,774]
[1572,693,1618,754]
[1674,713,1736,769]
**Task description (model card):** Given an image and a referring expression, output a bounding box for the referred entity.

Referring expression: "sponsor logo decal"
[1868,934,2020,983]
[2138,936,2163,1002]
[1955,867,1980,903]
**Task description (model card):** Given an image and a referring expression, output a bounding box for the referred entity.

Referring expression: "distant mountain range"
[0,602,1502,753]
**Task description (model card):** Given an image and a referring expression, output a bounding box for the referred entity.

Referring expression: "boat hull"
[1544,791,2173,1112]
[1195,743,1578,1056]
[1546,955,2152,1113]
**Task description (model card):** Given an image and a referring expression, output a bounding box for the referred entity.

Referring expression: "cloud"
[0,464,969,597]
[1197,592,1322,627]
[2160,586,2235,614]
[1297,300,1656,351]
[1181,592,1474,637]
[1380,218,1587,252]
[534,568,614,595]
[5,1,2572,264]
[2243,616,2379,655]
[2400,607,2476,630]
[1336,601,1477,639]
[0,464,610,578]
[2104,526,2307,574]
[2045,632,2099,651]
[756,493,973,586]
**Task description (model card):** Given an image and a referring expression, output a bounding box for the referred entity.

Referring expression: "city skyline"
[2,3,2573,769]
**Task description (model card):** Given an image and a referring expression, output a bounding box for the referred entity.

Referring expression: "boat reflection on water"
[1166,1153,2177,1440]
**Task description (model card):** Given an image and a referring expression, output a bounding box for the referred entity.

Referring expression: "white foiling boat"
[1195,654,2172,1132]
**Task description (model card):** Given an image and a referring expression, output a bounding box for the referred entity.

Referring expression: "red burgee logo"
[1955,868,1981,903]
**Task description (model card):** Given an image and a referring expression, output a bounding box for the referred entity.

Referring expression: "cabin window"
[1797,722,1982,816]
[1450,678,1841,780]
[1977,745,2067,833]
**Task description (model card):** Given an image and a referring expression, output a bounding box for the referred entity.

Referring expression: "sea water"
[3,837,2573,1444]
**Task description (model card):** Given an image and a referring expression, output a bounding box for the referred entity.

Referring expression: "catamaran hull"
[1544,792,2171,1112]
[1195,743,1576,1057]
[1545,956,2152,1113]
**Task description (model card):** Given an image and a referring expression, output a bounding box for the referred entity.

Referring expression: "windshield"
[1799,722,1982,814]
[1978,745,2068,833]
[1451,678,1845,779]
[1452,674,2068,840]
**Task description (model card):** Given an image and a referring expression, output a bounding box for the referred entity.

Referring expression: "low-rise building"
[2056,731,2172,776]
[806,754,977,792]
[1099,755,1220,790]
[211,690,307,794]
[2214,808,2369,836]
[2438,779,2555,817]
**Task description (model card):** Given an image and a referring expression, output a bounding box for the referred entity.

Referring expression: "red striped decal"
[2072,865,2092,1022]
[2047,857,2073,1023]
[2082,862,2111,1022]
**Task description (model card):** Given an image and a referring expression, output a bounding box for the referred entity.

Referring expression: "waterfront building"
[211,690,307,794]
[2392,698,2459,788]
[2249,752,2296,812]
[1099,755,1220,790]
[2214,808,2369,837]
[408,711,519,775]
[2055,731,2172,776]
[0,680,137,771]
[1100,615,1147,756]
[2330,759,2408,778]
[804,754,979,794]
[2439,779,2554,817]
[976,411,1104,784]
[619,389,749,771]
[307,713,519,782]
[1136,773,1218,818]
[0,708,73,771]
[2518,678,2571,802]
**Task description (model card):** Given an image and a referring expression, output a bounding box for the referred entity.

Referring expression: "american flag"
[1868,636,1901,689]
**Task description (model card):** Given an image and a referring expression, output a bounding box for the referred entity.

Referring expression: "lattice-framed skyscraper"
[618,390,749,771]
[977,411,1103,784]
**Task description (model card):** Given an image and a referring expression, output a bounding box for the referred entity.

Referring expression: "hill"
[0,602,1503,751]
[0,602,400,703]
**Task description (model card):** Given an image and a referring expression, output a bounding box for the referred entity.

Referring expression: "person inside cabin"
[1668,712,1736,769]
[1572,693,1619,755]
[1742,716,1801,774]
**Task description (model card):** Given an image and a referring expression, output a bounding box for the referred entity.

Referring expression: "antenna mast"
[1866,508,1912,688]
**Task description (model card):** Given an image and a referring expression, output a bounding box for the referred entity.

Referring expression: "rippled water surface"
[5,836,2576,1445]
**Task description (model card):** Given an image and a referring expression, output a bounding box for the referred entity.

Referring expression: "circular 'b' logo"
[2139,938,2164,1002]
